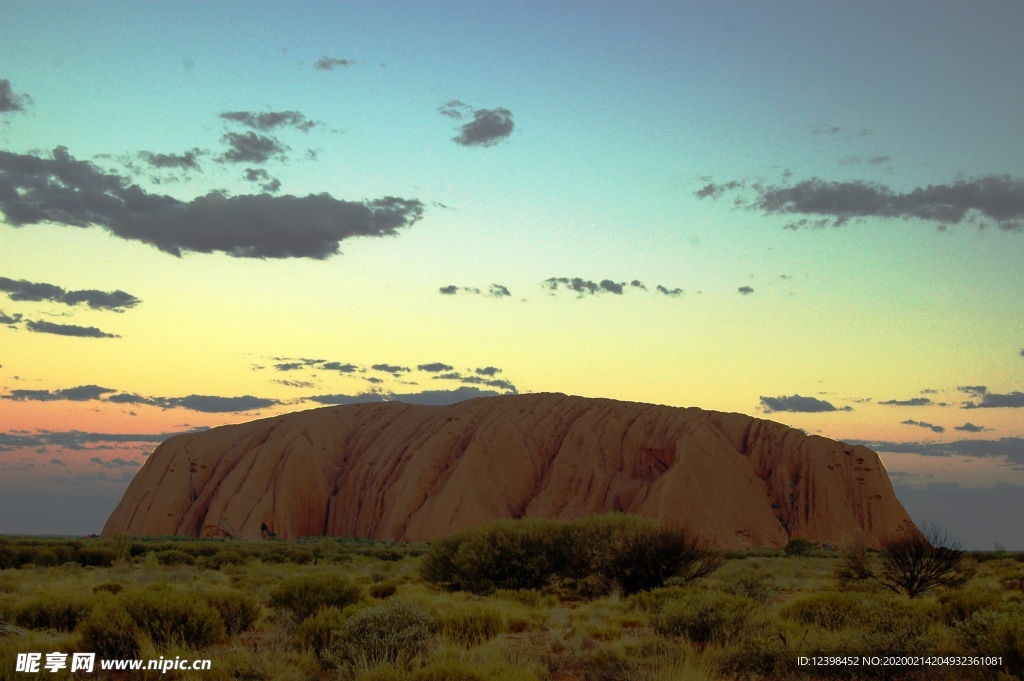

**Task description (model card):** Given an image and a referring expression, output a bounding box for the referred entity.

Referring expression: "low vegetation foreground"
[1,516,1022,680]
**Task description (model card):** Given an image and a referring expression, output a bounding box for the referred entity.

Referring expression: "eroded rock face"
[102,393,918,548]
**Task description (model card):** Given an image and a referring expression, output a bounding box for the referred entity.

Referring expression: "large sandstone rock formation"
[103,393,917,548]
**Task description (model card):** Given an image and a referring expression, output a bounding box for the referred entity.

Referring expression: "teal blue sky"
[2,1,1023,548]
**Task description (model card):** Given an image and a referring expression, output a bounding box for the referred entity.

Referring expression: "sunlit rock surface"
[103,393,917,548]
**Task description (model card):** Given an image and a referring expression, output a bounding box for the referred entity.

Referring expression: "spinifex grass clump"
[79,587,226,658]
[269,573,362,620]
[420,514,720,596]
[13,594,94,632]
[322,599,436,673]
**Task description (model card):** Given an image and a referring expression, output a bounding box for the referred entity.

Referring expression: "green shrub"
[260,551,290,564]
[297,605,348,656]
[206,549,246,569]
[437,605,506,646]
[781,592,864,630]
[79,600,143,658]
[369,583,398,599]
[783,537,817,557]
[937,587,1003,625]
[92,582,124,595]
[721,574,775,604]
[625,585,692,613]
[955,603,1024,676]
[651,592,756,644]
[421,519,579,594]
[80,588,228,655]
[122,588,226,649]
[155,549,196,566]
[421,514,719,597]
[598,522,721,595]
[269,574,361,620]
[23,546,59,567]
[202,588,260,635]
[324,599,435,670]
[75,544,117,567]
[14,595,93,631]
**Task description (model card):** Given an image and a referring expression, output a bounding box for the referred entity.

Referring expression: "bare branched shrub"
[837,525,975,598]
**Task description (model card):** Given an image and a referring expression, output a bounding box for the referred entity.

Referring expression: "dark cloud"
[274,379,315,389]
[4,385,114,402]
[760,394,849,413]
[0,277,62,302]
[629,280,647,291]
[371,363,410,375]
[475,367,501,377]
[0,433,43,450]
[25,319,119,338]
[812,125,841,135]
[850,436,1024,465]
[139,149,203,171]
[0,310,22,325]
[273,358,323,371]
[0,276,140,311]
[954,422,988,432]
[880,397,933,407]
[0,428,189,453]
[432,371,516,393]
[162,395,279,413]
[452,107,514,147]
[438,100,471,119]
[309,386,503,407]
[1020,348,1024,357]
[0,147,424,259]
[107,392,280,413]
[90,456,140,468]
[737,286,754,295]
[219,132,287,164]
[243,168,281,192]
[543,277,630,297]
[958,385,988,396]
[321,362,360,373]
[694,180,742,200]
[439,285,480,295]
[838,155,892,167]
[305,391,386,406]
[418,363,454,373]
[901,419,945,434]
[396,386,507,405]
[0,79,31,113]
[656,285,682,297]
[2,383,277,413]
[963,390,1024,409]
[315,57,352,71]
[438,284,510,297]
[220,110,317,132]
[699,175,1024,232]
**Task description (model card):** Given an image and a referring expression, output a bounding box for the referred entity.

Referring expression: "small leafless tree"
[837,524,975,598]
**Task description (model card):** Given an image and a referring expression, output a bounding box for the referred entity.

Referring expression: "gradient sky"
[2,1,1022,548]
